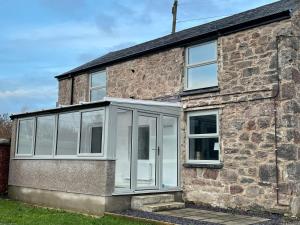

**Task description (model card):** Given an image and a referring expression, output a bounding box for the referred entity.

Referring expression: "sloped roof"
[56,0,298,80]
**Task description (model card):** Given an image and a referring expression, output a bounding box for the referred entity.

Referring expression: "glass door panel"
[115,109,132,190]
[136,115,158,189]
[162,116,178,188]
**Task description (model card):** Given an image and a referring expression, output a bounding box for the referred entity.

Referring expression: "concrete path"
[157,208,270,225]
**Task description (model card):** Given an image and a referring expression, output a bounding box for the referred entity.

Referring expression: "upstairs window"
[185,41,218,90]
[90,70,106,101]
[187,110,220,164]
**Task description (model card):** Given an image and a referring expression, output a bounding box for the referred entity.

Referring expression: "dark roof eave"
[55,9,291,80]
[10,101,111,120]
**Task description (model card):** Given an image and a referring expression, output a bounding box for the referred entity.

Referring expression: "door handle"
[152,147,160,155]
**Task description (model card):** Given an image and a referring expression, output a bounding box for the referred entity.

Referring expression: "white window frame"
[185,40,218,90]
[78,108,105,157]
[186,110,220,164]
[89,70,107,102]
[15,117,35,157]
[55,111,81,159]
[15,107,106,160]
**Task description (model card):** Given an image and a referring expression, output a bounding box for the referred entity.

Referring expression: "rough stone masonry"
[56,6,300,216]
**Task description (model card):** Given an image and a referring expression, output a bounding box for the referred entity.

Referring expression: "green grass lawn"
[0,198,154,225]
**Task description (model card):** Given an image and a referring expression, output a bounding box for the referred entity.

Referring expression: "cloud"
[0,86,56,99]
[95,13,117,35]
[0,86,57,114]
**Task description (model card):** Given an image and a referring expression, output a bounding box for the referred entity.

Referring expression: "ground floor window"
[17,118,35,155]
[80,110,104,154]
[56,112,80,156]
[187,110,220,164]
[15,108,105,158]
[35,115,55,156]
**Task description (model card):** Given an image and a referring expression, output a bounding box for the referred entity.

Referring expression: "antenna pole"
[172,0,178,34]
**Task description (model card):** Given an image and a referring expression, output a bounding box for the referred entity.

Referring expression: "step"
[131,194,175,209]
[141,202,185,212]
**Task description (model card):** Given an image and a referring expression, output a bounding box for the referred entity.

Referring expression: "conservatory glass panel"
[35,116,55,155]
[80,110,104,154]
[56,112,80,155]
[17,119,34,155]
[115,109,132,189]
[162,116,178,188]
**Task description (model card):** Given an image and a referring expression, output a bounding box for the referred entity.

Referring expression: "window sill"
[183,162,223,169]
[180,86,219,97]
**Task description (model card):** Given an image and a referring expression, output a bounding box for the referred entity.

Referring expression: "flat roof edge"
[105,97,181,108]
[10,98,181,120]
[10,101,111,120]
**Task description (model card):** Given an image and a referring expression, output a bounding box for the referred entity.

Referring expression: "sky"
[0,0,277,114]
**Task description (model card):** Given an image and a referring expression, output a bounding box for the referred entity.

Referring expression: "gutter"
[10,101,111,120]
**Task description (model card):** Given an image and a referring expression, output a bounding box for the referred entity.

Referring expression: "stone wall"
[286,8,300,216]
[58,78,72,105]
[57,47,184,104]
[107,48,184,99]
[180,15,300,214]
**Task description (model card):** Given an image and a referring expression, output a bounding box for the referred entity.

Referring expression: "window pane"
[189,138,219,160]
[80,110,104,154]
[188,42,216,64]
[91,71,106,87]
[187,63,217,89]
[190,114,217,134]
[137,115,157,188]
[17,119,34,155]
[138,127,150,159]
[91,88,106,101]
[56,112,80,155]
[162,116,178,188]
[35,116,55,155]
[115,109,132,189]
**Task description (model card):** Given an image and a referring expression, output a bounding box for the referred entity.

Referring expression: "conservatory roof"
[10,97,181,119]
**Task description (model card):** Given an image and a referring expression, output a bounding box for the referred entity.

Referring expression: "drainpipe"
[274,35,282,206]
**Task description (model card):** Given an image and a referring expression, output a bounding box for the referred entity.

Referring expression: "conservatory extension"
[10,97,181,200]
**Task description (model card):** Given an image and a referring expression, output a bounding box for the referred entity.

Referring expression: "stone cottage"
[8,0,300,217]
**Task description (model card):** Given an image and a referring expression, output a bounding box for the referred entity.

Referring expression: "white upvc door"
[132,112,160,191]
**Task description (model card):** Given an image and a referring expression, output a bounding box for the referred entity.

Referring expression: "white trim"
[104,97,181,107]
[186,109,220,164]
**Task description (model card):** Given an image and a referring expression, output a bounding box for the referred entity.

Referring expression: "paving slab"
[156,208,270,225]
